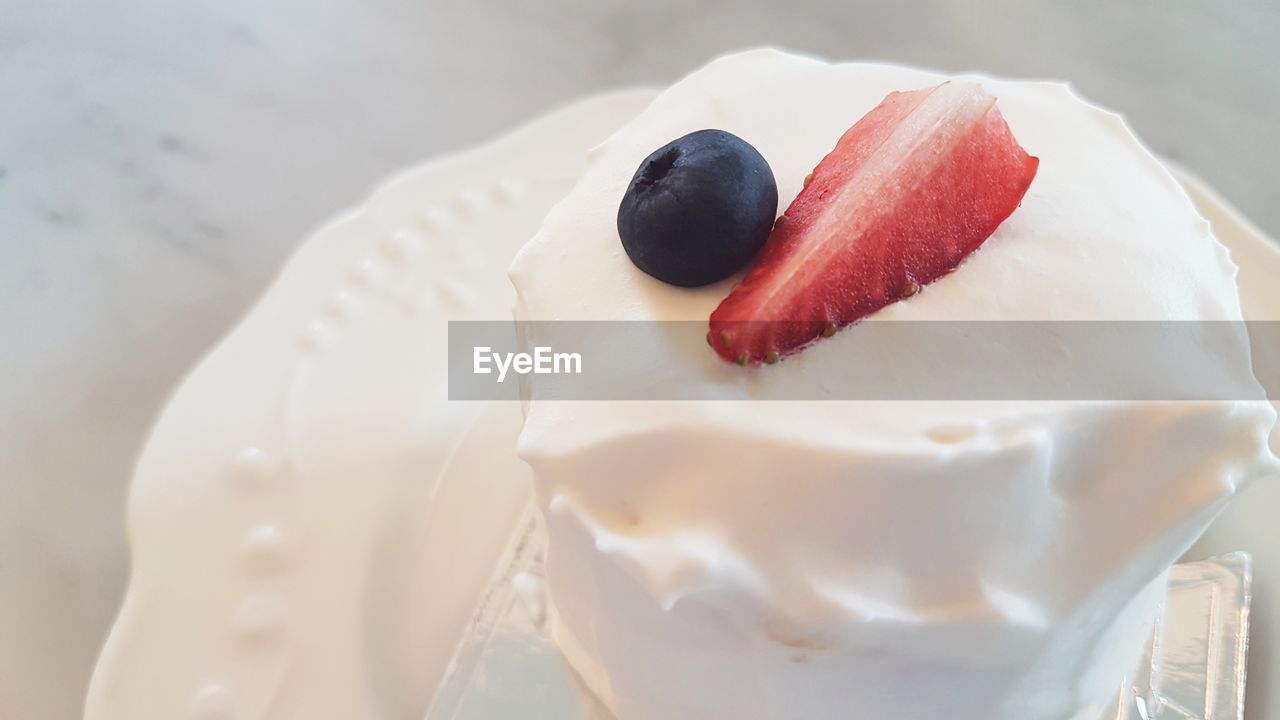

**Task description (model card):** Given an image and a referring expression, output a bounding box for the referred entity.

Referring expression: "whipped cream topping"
[510,49,1277,720]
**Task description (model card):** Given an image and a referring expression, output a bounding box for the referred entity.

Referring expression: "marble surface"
[1,1,1277,718]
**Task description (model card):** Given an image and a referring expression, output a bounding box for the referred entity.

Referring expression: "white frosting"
[510,50,1278,719]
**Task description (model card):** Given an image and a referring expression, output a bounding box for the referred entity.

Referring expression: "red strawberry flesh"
[709,82,1039,365]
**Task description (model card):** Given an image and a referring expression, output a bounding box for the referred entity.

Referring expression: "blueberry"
[617,129,778,287]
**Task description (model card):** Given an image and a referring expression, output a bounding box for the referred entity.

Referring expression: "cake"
[508,49,1277,720]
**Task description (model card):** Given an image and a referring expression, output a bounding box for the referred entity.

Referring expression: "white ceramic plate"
[83,88,657,720]
[84,89,1280,720]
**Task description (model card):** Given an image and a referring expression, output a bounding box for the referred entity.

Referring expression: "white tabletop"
[2,2,1278,718]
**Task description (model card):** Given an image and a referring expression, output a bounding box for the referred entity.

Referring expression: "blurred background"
[2,0,1278,717]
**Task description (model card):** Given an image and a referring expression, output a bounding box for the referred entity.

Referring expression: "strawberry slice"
[709,82,1038,365]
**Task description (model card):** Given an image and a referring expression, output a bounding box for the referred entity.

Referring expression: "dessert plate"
[83,88,657,720]
[83,88,1280,720]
